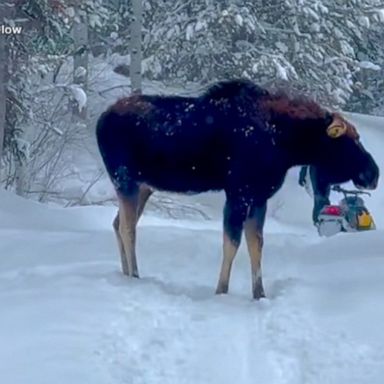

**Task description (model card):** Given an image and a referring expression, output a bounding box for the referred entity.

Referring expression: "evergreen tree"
[141,0,384,108]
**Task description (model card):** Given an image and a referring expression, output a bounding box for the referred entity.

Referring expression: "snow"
[68,84,87,112]
[235,14,243,27]
[275,41,289,53]
[275,61,289,81]
[377,9,384,23]
[65,6,75,18]
[194,20,205,32]
[1,114,384,383]
[358,61,381,71]
[186,24,194,41]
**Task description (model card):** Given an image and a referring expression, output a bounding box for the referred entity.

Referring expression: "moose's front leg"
[243,203,267,299]
[216,199,246,295]
[310,167,331,225]
[113,212,130,275]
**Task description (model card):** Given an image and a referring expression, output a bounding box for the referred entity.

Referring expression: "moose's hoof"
[121,270,140,279]
[253,286,266,300]
[215,284,229,295]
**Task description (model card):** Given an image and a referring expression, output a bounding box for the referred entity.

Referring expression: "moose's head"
[318,113,379,190]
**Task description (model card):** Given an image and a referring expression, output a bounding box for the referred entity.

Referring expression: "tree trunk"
[14,160,27,196]
[72,7,88,122]
[130,0,142,94]
[0,33,6,164]
[0,3,10,167]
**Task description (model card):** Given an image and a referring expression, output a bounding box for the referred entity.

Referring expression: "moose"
[96,79,379,299]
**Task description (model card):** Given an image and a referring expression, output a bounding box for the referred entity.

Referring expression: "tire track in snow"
[99,279,384,384]
[99,284,281,384]
[99,286,202,384]
[258,291,384,384]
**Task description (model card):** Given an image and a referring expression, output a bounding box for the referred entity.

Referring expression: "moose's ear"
[326,114,347,138]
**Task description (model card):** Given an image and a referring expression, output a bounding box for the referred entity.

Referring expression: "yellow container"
[357,212,373,229]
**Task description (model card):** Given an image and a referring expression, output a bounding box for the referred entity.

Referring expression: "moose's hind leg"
[243,204,267,299]
[216,199,245,295]
[113,186,153,277]
[137,186,153,221]
[118,191,140,278]
[113,213,130,275]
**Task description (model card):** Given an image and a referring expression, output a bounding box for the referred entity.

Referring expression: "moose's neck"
[273,115,329,168]
[259,93,332,169]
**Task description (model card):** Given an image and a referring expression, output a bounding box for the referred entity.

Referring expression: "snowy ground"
[1,114,384,384]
